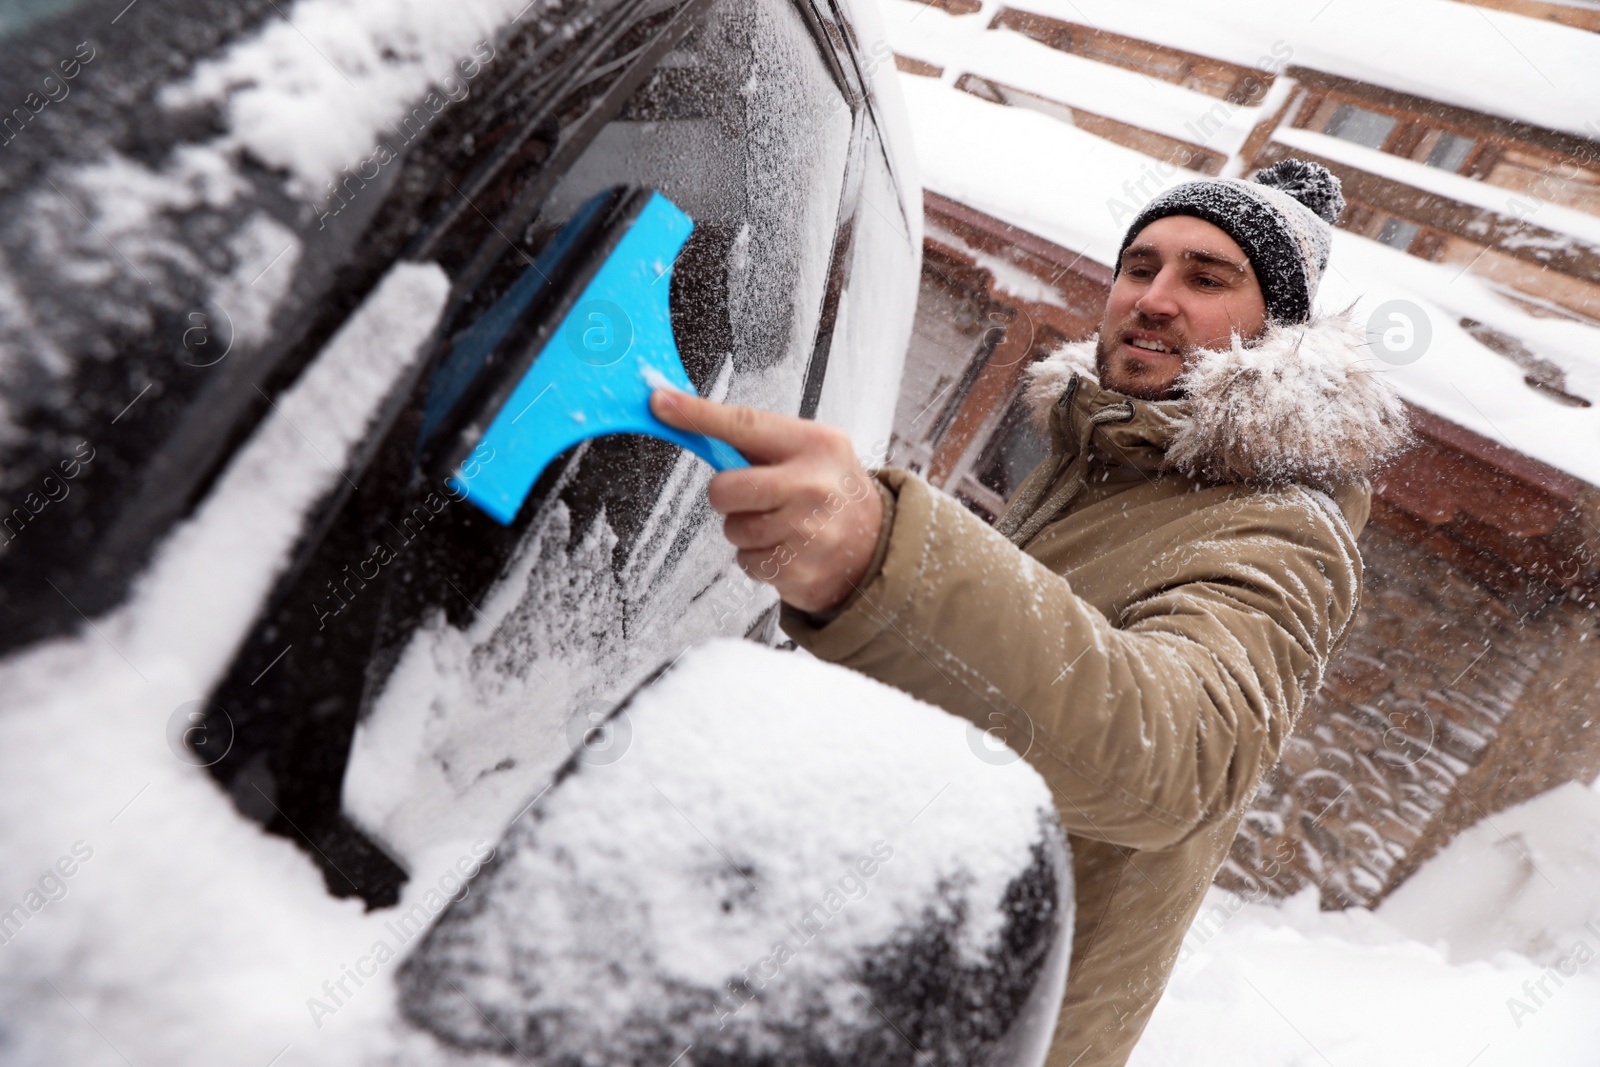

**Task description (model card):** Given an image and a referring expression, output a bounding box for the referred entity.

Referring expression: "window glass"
[531,0,855,556]
[1377,216,1421,251]
[540,0,853,385]
[1325,103,1398,150]
[343,0,859,871]
[1425,131,1476,172]
[975,392,1050,502]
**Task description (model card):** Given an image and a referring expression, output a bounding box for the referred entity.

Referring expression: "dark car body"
[0,0,919,902]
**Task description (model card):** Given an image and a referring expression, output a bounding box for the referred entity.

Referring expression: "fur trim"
[1022,337,1098,437]
[1023,311,1414,492]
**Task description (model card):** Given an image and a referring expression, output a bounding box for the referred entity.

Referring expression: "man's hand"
[650,388,884,615]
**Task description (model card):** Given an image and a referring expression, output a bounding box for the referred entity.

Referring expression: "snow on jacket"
[781,310,1412,1067]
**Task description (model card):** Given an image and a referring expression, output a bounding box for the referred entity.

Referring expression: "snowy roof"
[1274,126,1600,250]
[996,0,1600,141]
[882,3,1278,158]
[892,71,1600,487]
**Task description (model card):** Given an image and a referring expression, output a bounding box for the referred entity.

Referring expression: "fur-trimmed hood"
[1021,310,1413,494]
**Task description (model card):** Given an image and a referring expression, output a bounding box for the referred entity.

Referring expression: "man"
[651,159,1412,1066]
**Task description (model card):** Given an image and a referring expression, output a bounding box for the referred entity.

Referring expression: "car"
[3,3,1087,1061]
[0,0,920,904]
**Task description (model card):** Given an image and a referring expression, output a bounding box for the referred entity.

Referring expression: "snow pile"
[1377,780,1600,967]
[1133,779,1600,1066]
[2,614,1067,1066]
[397,638,1071,1066]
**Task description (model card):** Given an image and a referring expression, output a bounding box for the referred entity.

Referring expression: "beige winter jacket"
[782,313,1412,1067]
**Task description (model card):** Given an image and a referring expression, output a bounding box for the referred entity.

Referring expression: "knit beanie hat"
[1113,159,1346,325]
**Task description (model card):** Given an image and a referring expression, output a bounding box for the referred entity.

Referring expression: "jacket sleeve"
[780,468,1365,852]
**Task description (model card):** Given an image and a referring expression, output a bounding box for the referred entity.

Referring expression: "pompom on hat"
[1112,158,1346,325]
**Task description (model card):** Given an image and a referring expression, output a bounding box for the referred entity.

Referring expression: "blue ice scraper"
[418,186,748,525]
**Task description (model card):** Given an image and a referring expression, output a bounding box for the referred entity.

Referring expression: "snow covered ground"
[1135,778,1600,1067]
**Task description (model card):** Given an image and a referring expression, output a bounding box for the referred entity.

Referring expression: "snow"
[1317,231,1600,480]
[0,262,451,1066]
[1133,781,1600,1066]
[396,638,1069,1061]
[1275,125,1600,250]
[160,0,529,196]
[341,487,641,866]
[996,0,1600,141]
[899,74,1190,263]
[1376,780,1600,967]
[891,73,1600,487]
[883,2,1281,159]
[1,564,1067,1065]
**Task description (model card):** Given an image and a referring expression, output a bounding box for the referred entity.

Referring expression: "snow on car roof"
[161,0,530,195]
[995,0,1600,141]
[894,73,1600,487]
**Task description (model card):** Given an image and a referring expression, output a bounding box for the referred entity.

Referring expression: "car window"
[339,0,859,875]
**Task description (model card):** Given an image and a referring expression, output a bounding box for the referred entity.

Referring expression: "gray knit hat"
[1113,159,1346,325]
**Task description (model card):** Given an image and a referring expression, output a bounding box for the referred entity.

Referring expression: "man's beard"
[1094,316,1191,401]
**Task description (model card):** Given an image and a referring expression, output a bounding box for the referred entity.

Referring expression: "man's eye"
[1127,267,1155,278]
[1194,275,1225,289]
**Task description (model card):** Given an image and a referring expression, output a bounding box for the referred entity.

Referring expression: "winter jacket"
[781,312,1411,1067]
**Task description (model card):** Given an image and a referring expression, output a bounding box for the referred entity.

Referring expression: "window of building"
[1325,103,1398,150]
[1425,132,1476,172]
[974,392,1051,503]
[1377,217,1421,251]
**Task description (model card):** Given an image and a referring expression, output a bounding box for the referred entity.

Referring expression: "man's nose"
[1135,268,1182,319]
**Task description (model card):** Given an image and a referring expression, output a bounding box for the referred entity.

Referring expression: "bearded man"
[651,158,1412,1066]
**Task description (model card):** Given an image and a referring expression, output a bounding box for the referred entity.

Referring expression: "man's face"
[1095,215,1269,400]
